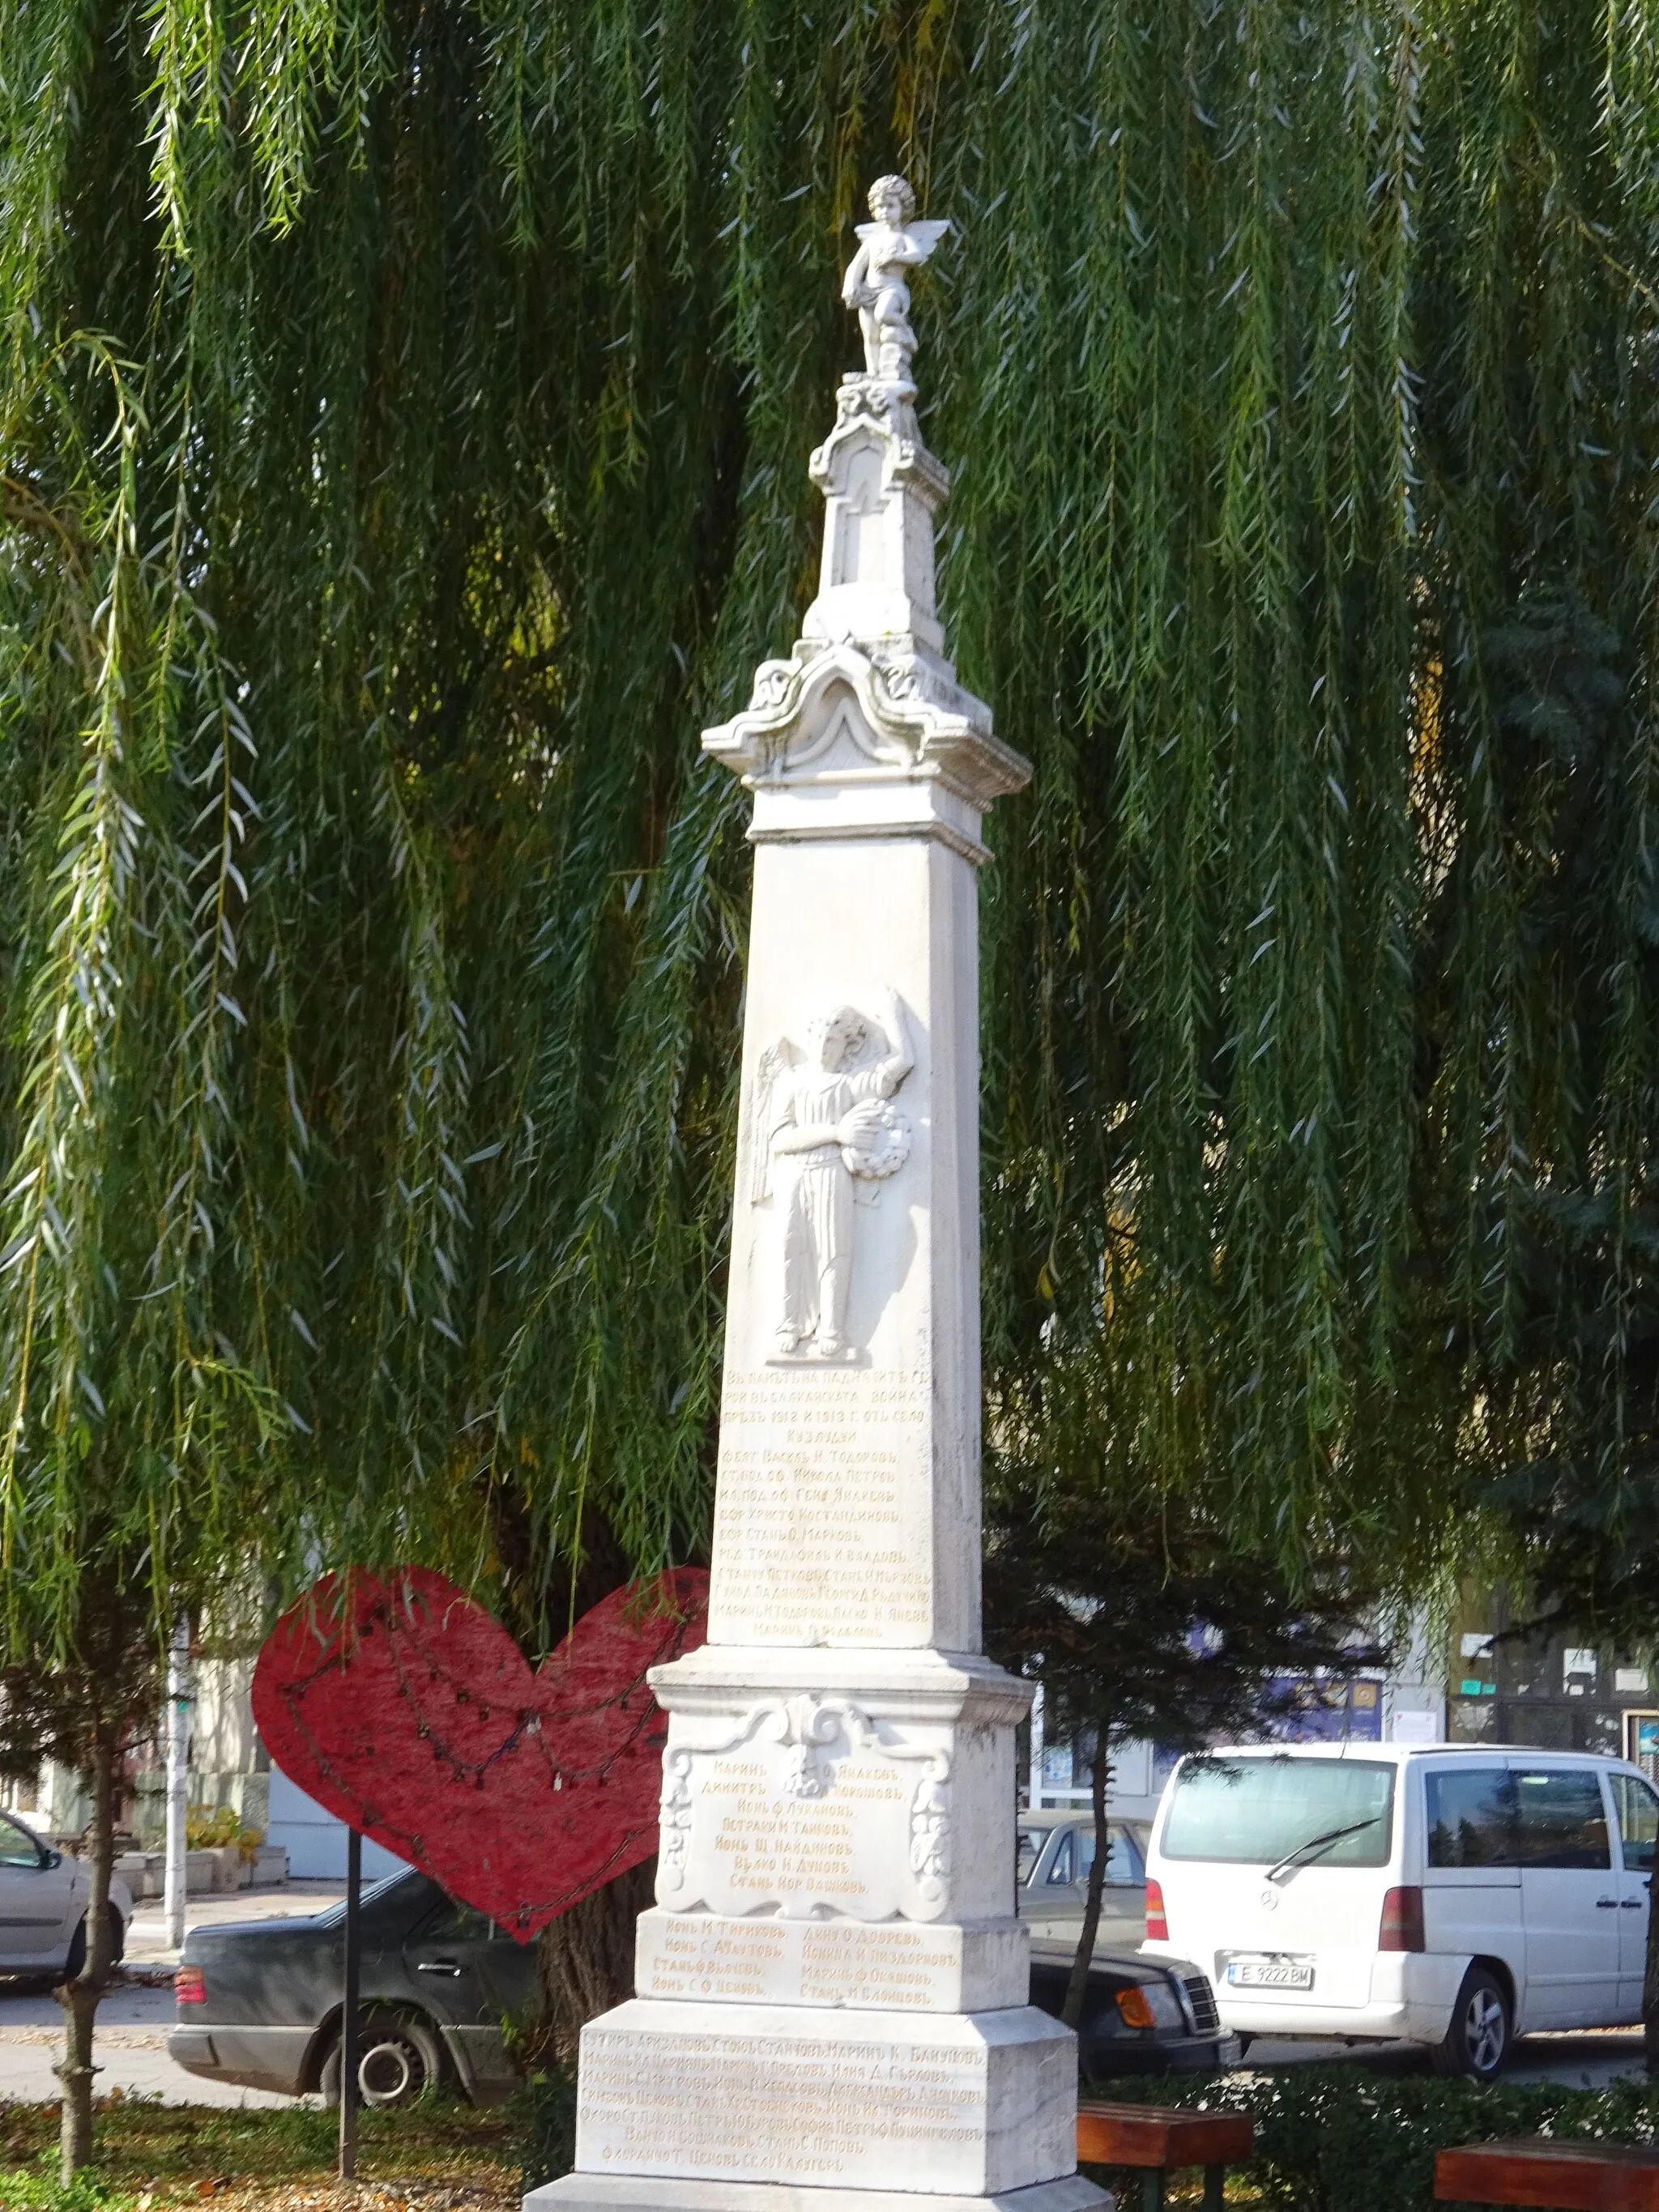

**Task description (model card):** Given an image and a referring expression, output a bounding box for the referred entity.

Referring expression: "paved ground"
[0,1880,344,2107]
[1244,2027,1648,2088]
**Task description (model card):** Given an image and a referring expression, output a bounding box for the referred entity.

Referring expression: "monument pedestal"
[560,1999,1077,2195]
[527,179,1106,2212]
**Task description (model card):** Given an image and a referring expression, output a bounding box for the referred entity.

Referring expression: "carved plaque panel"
[656,1694,950,1922]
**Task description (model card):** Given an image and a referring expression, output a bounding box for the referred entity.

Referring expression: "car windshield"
[1016,1826,1043,1886]
[1160,1757,1395,1868]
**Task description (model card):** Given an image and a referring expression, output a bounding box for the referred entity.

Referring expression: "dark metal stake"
[339,1827,361,2180]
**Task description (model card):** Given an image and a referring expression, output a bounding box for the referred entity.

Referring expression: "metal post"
[1029,1681,1046,1813]
[163,1618,190,1952]
[339,1828,361,2180]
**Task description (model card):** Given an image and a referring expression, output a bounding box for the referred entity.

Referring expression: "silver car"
[1017,1811,1151,1954]
[0,1811,130,1977]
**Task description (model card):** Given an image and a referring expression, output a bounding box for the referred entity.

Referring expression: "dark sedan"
[170,1869,535,2106]
[1027,1937,1238,2078]
[170,1870,1234,2104]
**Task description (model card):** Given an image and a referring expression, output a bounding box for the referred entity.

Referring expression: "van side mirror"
[42,1848,61,1869]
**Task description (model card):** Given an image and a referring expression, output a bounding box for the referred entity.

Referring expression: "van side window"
[1426,1767,1518,1866]
[1512,1770,1611,1869]
[1614,1775,1659,1872]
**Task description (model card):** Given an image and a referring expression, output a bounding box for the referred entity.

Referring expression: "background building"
[1025,1611,1448,1822]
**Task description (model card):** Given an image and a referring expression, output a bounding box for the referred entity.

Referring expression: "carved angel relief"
[751,991,914,1362]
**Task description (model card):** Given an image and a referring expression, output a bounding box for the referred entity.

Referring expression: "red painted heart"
[251,1566,706,1940]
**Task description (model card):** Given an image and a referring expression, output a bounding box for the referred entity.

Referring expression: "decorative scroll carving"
[750,992,915,1362]
[659,1748,695,1886]
[909,1769,952,1905]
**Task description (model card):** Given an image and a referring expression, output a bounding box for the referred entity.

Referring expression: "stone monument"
[529,176,1107,2212]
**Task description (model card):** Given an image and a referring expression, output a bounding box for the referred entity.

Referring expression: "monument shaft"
[530,177,1105,2212]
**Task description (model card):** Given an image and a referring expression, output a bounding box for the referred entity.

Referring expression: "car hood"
[1026,1937,1204,1985]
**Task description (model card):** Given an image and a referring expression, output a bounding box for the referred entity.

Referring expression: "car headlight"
[1123,1978,1185,2030]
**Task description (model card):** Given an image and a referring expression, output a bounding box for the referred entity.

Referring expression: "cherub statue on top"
[841,174,949,389]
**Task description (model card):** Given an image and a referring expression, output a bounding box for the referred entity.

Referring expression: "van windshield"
[1160,1757,1396,1867]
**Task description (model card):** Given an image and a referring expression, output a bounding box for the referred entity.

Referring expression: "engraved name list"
[710,1368,931,1643]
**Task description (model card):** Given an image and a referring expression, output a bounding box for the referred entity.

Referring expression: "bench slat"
[1077,2103,1255,2170]
[1437,2140,1659,2212]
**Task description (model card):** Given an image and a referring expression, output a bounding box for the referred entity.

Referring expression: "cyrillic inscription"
[637,1914,968,2009]
[659,1698,951,1921]
[710,1368,932,1643]
[578,2024,987,2187]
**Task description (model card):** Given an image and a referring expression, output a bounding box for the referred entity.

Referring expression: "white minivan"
[1142,1743,1658,2078]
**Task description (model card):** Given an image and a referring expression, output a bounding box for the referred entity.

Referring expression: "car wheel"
[322,2009,443,2109]
[1431,1967,1511,2079]
[63,1903,124,1982]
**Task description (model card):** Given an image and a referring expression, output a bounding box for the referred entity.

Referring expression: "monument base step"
[567,1997,1077,2197]
[526,2172,1111,2212]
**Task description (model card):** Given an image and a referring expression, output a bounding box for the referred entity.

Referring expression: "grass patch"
[0,2092,522,2210]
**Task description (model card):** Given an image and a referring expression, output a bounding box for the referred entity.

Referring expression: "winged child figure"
[841,174,950,388]
[752,991,915,1361]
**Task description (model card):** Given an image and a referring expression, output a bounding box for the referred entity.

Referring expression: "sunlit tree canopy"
[2,0,1656,1642]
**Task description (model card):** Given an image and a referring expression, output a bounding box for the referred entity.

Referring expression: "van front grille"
[1182,1972,1220,2034]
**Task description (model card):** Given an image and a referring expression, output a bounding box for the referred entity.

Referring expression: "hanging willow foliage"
[2,0,1657,1646]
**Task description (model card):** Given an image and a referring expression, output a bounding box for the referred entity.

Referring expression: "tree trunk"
[1644,1861,1659,2075]
[55,1731,118,2179]
[529,1860,657,2068]
[1061,1737,1112,2031]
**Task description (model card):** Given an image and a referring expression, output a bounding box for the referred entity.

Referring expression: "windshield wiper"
[1265,1816,1381,1885]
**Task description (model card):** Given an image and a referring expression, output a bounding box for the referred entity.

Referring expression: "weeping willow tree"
[3,2,1658,1669]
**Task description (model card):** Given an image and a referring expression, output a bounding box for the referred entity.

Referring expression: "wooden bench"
[1436,2140,1659,2212]
[1076,2100,1255,2212]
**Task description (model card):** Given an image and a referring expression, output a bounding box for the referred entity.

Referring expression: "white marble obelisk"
[529,176,1107,2212]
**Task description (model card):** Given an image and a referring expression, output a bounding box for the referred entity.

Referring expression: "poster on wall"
[1625,1710,1659,1779]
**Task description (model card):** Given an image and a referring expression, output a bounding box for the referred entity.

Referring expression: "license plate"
[1226,1957,1315,1990]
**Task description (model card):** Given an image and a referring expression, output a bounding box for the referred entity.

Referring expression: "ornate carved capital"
[702,641,1029,812]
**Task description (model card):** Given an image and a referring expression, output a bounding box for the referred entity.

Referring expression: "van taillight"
[1145,1877,1169,1942]
[175,1967,207,2004]
[1379,1886,1424,1952]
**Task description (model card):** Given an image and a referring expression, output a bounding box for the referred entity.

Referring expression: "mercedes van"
[1141,1743,1659,2077]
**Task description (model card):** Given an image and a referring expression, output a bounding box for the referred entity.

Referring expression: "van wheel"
[321,2009,442,2108]
[1431,1967,1510,2079]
